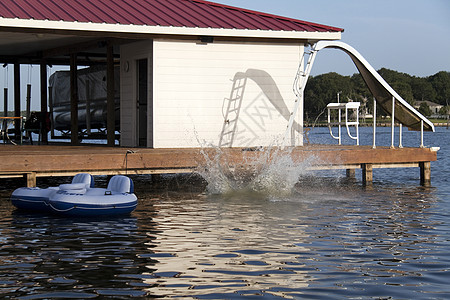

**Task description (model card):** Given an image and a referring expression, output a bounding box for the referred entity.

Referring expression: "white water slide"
[313,41,434,132]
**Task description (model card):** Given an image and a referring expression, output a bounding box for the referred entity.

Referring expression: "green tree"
[429,71,450,105]
[303,69,449,119]
[304,72,353,120]
[411,76,436,102]
[418,102,432,117]
[378,68,414,104]
[351,73,371,100]
[378,68,412,86]
[390,81,415,104]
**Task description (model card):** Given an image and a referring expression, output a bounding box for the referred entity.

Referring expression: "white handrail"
[372,98,376,149]
[284,48,319,147]
[327,102,360,145]
[391,96,395,148]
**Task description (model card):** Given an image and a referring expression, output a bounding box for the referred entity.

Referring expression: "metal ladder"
[219,73,248,147]
[283,46,319,146]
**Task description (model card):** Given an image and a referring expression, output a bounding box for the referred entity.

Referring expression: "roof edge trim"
[0,17,342,40]
[191,0,344,32]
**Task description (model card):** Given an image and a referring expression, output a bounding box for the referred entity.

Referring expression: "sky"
[1,0,449,111]
[214,0,450,77]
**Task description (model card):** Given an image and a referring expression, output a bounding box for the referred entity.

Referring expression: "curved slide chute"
[313,41,434,132]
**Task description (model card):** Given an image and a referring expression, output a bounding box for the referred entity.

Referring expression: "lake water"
[0,127,449,299]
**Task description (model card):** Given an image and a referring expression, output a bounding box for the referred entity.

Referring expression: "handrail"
[327,102,360,145]
[284,48,319,147]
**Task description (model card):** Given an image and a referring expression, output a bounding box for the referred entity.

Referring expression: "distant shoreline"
[306,122,449,128]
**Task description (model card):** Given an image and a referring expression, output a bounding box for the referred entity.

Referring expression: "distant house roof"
[0,0,342,40]
[414,101,442,107]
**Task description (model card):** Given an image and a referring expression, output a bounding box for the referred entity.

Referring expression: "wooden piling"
[346,169,355,179]
[362,163,373,186]
[24,172,36,188]
[420,161,431,187]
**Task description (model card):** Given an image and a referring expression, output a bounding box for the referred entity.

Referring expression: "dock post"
[26,84,31,120]
[14,63,20,141]
[106,42,116,147]
[362,163,373,186]
[70,53,79,145]
[3,87,7,117]
[24,172,36,188]
[420,161,431,186]
[40,60,48,144]
[48,86,55,138]
[85,80,91,135]
[346,169,355,179]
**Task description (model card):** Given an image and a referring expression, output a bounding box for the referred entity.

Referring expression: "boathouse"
[0,0,438,187]
[0,0,342,148]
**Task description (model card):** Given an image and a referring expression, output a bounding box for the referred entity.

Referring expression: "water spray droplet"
[195,145,316,199]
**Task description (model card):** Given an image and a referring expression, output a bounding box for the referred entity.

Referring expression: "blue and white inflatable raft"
[11,174,137,216]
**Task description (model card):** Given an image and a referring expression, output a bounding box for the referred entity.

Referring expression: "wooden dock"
[0,144,438,187]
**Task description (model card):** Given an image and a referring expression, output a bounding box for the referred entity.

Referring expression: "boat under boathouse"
[0,0,438,187]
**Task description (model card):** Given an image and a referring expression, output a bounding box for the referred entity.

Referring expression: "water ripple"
[1,160,450,299]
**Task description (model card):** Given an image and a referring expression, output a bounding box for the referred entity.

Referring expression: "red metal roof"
[0,0,343,33]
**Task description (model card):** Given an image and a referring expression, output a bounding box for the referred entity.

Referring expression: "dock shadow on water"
[195,145,317,200]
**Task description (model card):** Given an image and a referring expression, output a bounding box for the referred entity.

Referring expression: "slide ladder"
[283,48,319,146]
[219,73,248,147]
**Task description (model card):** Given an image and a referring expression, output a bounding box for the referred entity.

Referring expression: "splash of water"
[195,146,316,198]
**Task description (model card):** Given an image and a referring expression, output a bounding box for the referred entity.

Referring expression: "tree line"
[304,69,450,121]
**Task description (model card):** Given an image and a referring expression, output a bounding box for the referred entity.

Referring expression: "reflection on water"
[0,208,153,299]
[0,127,449,299]
[1,173,449,299]
[139,178,450,299]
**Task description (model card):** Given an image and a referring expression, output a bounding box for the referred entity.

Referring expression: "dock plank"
[0,145,437,186]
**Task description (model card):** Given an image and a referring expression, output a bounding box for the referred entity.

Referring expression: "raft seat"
[72,173,95,188]
[107,175,134,194]
[56,173,95,193]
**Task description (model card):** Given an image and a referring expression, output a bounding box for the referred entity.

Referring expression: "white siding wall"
[120,40,153,147]
[152,39,303,148]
